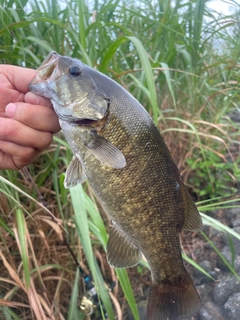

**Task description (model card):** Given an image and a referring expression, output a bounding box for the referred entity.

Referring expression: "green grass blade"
[92,255,115,320]
[0,216,14,236]
[201,212,240,241]
[16,208,30,288]
[99,36,128,73]
[26,36,53,52]
[52,146,65,221]
[70,184,93,263]
[1,307,22,320]
[78,0,87,51]
[50,0,60,52]
[182,253,214,280]
[159,62,176,108]
[128,73,151,99]
[70,184,115,320]
[116,268,140,320]
[82,190,139,319]
[201,231,240,280]
[192,0,206,72]
[127,36,159,122]
[84,193,108,247]
[227,234,236,268]
[68,267,81,320]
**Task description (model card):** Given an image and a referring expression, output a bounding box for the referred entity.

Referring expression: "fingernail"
[5,103,17,118]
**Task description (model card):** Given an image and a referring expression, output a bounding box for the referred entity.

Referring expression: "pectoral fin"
[64,155,86,188]
[181,182,202,231]
[107,223,142,268]
[85,131,126,169]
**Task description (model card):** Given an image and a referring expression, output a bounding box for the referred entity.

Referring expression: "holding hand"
[0,65,60,170]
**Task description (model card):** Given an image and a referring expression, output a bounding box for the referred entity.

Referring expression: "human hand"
[0,65,60,170]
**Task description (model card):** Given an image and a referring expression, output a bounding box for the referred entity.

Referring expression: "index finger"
[0,65,36,93]
[25,92,52,108]
[5,102,60,133]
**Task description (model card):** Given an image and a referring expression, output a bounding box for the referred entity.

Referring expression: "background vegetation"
[0,0,240,319]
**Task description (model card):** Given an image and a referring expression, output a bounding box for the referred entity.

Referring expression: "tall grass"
[0,0,240,319]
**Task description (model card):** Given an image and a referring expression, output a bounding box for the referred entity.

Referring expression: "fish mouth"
[30,51,110,130]
[30,51,60,85]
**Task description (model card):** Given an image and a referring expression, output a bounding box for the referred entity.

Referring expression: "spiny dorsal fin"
[64,155,86,188]
[85,131,126,169]
[107,223,142,268]
[181,181,202,231]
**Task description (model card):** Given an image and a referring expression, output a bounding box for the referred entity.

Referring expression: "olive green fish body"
[61,81,184,267]
[29,52,202,320]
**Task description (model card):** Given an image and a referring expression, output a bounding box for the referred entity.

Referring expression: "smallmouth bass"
[29,51,202,320]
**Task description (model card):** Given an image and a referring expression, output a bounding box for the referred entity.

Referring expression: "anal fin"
[107,223,142,268]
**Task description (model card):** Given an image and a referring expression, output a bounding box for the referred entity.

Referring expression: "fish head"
[29,51,109,122]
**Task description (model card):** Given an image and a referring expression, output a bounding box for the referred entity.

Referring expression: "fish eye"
[69,65,82,77]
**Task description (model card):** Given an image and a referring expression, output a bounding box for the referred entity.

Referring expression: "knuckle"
[22,148,36,159]
[15,149,39,168]
[15,103,37,126]
[37,133,53,150]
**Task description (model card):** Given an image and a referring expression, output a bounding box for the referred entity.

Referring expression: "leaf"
[70,184,115,320]
[100,36,128,73]
[182,253,214,280]
[127,36,159,123]
[201,232,240,280]
[15,208,30,288]
[68,268,80,320]
[0,251,26,292]
[26,36,53,52]
[116,268,140,320]
[159,62,176,108]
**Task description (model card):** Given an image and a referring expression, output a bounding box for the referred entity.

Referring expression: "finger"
[0,141,39,170]
[0,151,18,170]
[5,102,60,133]
[0,65,36,93]
[25,92,52,108]
[0,118,53,151]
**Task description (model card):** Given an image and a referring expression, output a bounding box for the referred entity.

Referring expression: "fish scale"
[29,51,202,320]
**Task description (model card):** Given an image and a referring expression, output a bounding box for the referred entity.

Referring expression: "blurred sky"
[207,0,238,13]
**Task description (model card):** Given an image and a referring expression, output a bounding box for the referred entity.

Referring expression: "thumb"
[25,92,52,108]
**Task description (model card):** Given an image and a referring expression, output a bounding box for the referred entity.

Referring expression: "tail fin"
[147,273,201,320]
